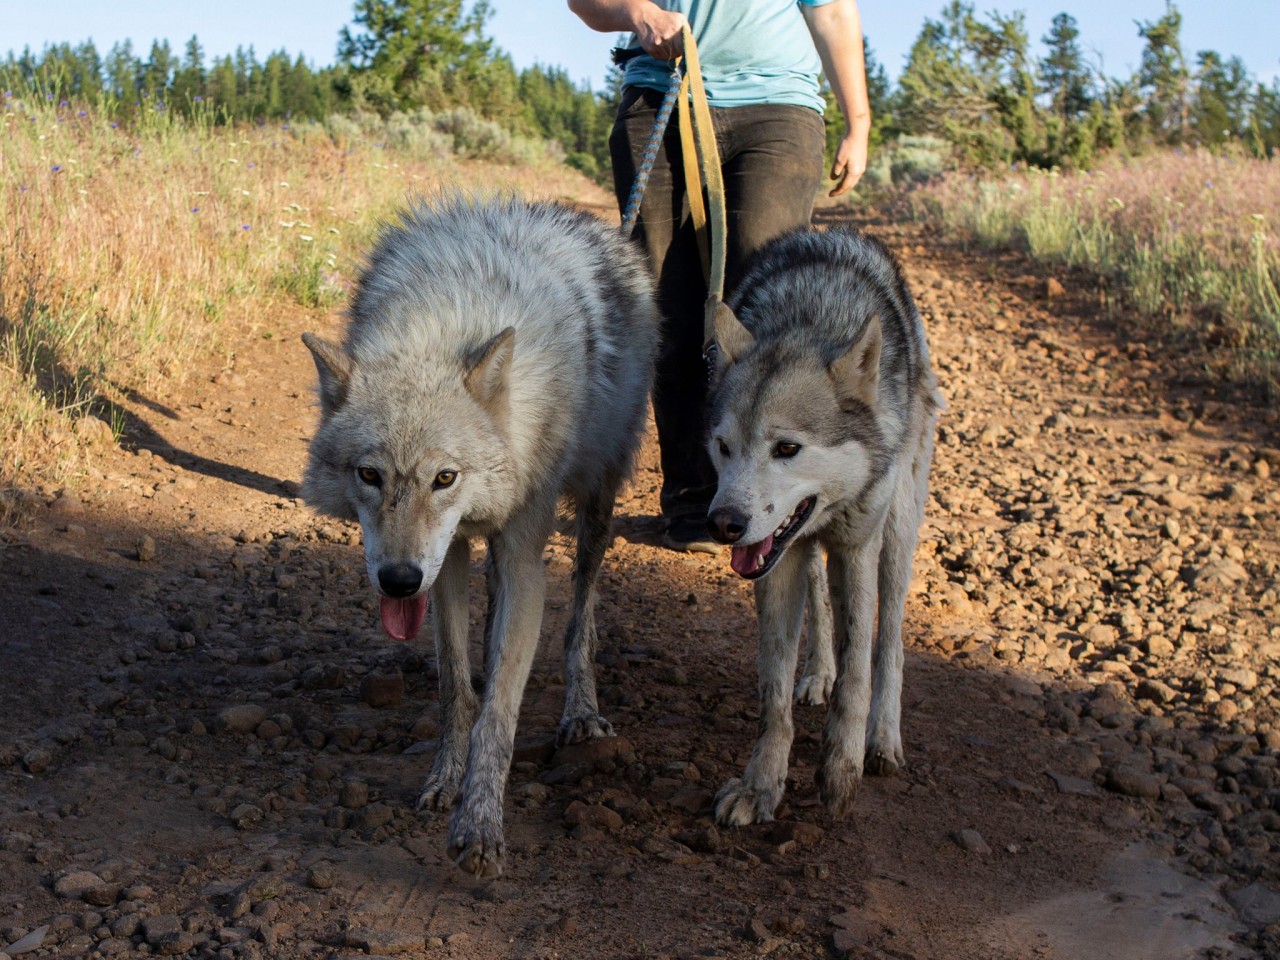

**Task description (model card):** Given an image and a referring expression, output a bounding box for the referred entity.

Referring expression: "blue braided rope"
[619,65,683,239]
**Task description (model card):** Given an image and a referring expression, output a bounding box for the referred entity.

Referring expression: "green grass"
[0,90,579,521]
[909,150,1280,395]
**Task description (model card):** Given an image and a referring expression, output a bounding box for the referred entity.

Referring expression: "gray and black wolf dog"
[300,194,659,877]
[704,227,941,825]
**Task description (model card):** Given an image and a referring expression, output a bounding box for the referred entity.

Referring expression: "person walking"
[569,0,872,552]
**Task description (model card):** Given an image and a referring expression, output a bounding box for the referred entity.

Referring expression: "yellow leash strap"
[676,71,708,283]
[675,25,728,350]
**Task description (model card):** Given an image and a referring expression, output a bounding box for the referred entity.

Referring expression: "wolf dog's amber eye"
[774,442,801,459]
[434,470,457,489]
[717,438,731,458]
[357,466,382,487]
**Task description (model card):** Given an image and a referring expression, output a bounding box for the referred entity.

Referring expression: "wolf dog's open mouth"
[729,496,815,580]
[380,595,429,641]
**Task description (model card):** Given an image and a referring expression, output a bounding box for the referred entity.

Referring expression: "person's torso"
[621,0,827,112]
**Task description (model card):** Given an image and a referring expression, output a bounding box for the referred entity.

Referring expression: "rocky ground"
[1,189,1278,960]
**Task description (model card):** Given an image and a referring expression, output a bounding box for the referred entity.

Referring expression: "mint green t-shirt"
[620,0,836,112]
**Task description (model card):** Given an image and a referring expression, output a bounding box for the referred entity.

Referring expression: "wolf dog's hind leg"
[715,544,808,826]
[816,531,881,818]
[417,537,476,811]
[557,471,623,745]
[793,541,835,706]
[866,422,935,774]
[865,493,916,777]
[448,503,553,878]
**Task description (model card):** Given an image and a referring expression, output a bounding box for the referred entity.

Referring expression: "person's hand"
[828,125,869,197]
[633,4,687,60]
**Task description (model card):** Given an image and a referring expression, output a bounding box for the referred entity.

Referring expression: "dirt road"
[1,184,1278,960]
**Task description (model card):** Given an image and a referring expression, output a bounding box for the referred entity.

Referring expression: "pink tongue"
[379,594,428,641]
[729,535,774,577]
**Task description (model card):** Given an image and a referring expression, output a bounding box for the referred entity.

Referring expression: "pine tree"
[208,55,239,116]
[896,2,1020,166]
[263,52,287,116]
[337,0,497,115]
[171,36,206,111]
[104,41,138,101]
[1040,13,1091,122]
[1249,79,1280,156]
[1136,2,1189,144]
[141,40,176,103]
[1192,50,1250,147]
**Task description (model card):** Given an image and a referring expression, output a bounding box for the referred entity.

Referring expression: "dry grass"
[908,150,1280,396]
[0,94,590,524]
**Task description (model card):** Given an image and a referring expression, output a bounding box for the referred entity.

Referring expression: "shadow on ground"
[0,504,1269,958]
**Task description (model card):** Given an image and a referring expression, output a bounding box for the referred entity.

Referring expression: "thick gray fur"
[300,193,659,876]
[706,227,941,825]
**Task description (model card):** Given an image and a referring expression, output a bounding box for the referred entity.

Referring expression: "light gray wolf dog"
[704,226,941,825]
[300,194,659,877]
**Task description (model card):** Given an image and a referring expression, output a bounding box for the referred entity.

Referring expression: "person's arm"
[800,0,871,196]
[567,0,687,60]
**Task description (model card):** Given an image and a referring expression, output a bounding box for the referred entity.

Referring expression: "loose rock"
[216,705,269,735]
[360,671,405,708]
[951,829,992,855]
[1105,766,1162,800]
[345,930,426,955]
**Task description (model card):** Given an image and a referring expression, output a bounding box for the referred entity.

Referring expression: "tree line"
[0,0,611,176]
[4,0,1278,175]
[885,1,1280,168]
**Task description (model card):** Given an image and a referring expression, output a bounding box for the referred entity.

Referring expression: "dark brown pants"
[610,86,826,518]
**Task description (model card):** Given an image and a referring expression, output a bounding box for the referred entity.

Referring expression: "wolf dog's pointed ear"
[464,327,515,413]
[301,332,352,418]
[829,313,882,409]
[712,302,754,373]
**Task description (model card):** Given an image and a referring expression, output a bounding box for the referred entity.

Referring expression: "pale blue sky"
[6,1,1278,89]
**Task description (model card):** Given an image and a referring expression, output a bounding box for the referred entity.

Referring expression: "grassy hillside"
[0,96,587,523]
[907,151,1280,395]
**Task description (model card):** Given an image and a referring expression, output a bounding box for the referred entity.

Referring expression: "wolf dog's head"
[705,302,888,579]
[300,328,517,640]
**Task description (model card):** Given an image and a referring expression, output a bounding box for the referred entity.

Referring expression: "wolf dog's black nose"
[707,507,749,544]
[378,563,423,597]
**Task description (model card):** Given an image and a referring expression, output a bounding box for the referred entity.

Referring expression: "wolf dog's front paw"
[864,731,905,777]
[556,713,614,746]
[794,670,834,706]
[415,772,461,813]
[714,777,781,826]
[447,804,505,879]
[816,757,862,819]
